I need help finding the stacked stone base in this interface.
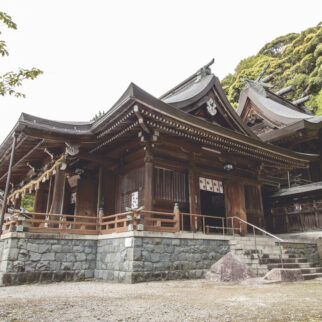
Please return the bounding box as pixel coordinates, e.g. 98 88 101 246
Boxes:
94 233 229 283
0 231 320 285
0 233 97 286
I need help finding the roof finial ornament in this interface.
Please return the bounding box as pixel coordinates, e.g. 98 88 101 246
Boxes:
241 62 274 92
197 58 215 78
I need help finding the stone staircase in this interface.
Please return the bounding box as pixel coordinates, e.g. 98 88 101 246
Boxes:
229 236 322 280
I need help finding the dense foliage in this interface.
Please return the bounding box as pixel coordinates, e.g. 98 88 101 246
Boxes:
0 11 43 98
221 23 322 114
21 195 34 212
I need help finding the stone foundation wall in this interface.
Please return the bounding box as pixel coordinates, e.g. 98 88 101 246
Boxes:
281 242 320 265
1 232 320 286
95 235 229 283
0 234 97 286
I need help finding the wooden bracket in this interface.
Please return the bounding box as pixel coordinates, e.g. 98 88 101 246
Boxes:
134 105 150 134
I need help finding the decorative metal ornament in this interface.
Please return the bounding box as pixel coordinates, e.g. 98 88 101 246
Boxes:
65 142 80 156
223 163 234 171
206 98 217 116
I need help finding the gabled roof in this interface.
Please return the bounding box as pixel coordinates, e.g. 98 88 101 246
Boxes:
0 64 317 189
158 62 258 139
237 85 313 126
237 82 322 144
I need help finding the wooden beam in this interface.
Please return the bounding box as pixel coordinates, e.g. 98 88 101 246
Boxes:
0 139 44 183
75 152 117 168
134 105 150 134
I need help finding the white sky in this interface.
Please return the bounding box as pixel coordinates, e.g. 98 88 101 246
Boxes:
0 0 321 143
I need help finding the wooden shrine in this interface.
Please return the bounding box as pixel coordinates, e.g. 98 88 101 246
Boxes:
237 72 322 233
0 61 315 236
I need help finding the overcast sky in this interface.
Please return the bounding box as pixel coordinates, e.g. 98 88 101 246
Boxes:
0 0 321 143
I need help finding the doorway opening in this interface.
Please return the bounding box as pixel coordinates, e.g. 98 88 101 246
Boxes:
200 190 226 233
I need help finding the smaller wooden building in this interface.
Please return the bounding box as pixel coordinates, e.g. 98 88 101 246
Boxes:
237 79 322 233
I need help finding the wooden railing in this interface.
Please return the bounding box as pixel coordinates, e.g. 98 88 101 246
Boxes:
3 208 238 236
3 211 99 235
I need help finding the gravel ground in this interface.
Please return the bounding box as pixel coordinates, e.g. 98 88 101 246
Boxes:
0 279 322 321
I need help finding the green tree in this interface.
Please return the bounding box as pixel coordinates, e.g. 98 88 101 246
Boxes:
91 110 105 122
0 11 43 98
221 23 322 114
21 195 34 212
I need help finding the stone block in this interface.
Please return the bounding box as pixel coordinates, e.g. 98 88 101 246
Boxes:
26 243 39 253
41 253 55 261
84 247 93 254
73 245 84 253
62 262 73 271
75 253 86 261
30 252 41 262
50 261 61 271
36 261 50 271
61 245 73 253
66 253 76 262
264 269 304 282
52 245 62 252
151 253 160 263
8 248 19 261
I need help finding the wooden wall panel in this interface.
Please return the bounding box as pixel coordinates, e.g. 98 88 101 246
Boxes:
75 175 98 217
118 167 145 212
102 170 116 215
33 182 48 213
224 180 247 235
244 185 264 228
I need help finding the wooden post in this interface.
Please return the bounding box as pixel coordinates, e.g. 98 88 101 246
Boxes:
144 143 153 209
188 167 200 231
97 167 103 215
0 133 17 236
173 203 180 232
144 143 153 228
14 196 21 210
46 176 53 214
34 182 48 213
49 166 66 228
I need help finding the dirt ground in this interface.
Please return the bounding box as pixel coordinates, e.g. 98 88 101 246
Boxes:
0 279 322 321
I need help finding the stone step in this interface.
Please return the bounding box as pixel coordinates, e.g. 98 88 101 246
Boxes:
260 257 308 264
267 262 314 270
300 267 322 274
302 273 322 280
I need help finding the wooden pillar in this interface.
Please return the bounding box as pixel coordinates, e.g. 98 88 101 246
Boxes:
225 180 247 236
188 168 200 231
34 182 48 213
14 197 21 210
45 176 53 213
0 133 17 236
97 167 103 214
144 144 153 211
49 166 66 214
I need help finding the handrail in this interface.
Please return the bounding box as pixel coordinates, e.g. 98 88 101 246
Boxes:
226 216 284 242
227 216 284 271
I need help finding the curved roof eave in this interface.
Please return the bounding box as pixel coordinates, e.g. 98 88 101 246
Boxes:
162 74 215 109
